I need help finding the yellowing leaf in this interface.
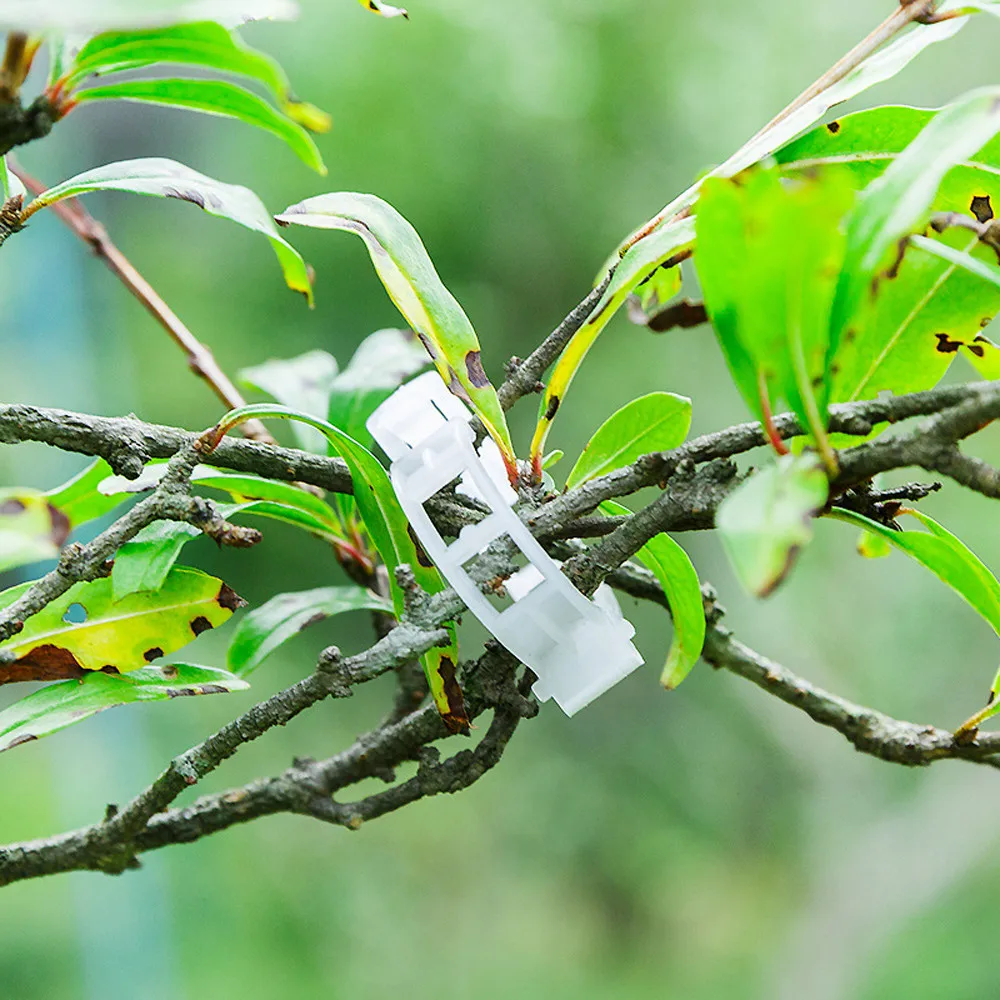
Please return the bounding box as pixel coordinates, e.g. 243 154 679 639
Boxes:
359 0 408 16
530 216 695 467
275 192 515 479
0 489 69 573
0 568 244 683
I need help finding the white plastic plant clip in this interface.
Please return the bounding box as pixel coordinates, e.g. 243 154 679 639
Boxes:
367 372 643 716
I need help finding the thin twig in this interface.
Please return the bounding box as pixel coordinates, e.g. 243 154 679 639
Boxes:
9 161 275 444
620 0 940 252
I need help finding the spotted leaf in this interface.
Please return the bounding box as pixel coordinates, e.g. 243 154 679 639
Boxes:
530 217 695 467
23 158 312 304
359 0 408 16
0 664 248 754
0 567 244 684
777 102 1000 403
0 489 69 574
275 192 515 481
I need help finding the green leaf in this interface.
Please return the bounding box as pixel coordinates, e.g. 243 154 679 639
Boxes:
46 458 128 529
0 567 243 682
716 454 830 598
566 392 692 490
110 495 352 601
74 78 326 174
623 14 969 252
238 330 429 453
112 521 202 600
98 462 347 541
191 472 346 539
531 216 696 464
776 103 1000 402
0 490 68 573
274 192 515 478
857 529 892 559
602 501 705 689
359 0 408 16
24 157 313 304
214 404 467 732
240 350 340 453
696 166 855 467
828 507 1000 638
830 88 1000 381
719 17 970 179
0 664 248 753
227 585 393 676
326 328 429 446
0 1 297 31
62 20 329 135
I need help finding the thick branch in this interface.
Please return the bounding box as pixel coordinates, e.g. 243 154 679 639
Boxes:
0 95 54 157
608 562 1000 768
0 645 525 886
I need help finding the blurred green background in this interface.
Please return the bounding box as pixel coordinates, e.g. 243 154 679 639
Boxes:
3 1 1000 997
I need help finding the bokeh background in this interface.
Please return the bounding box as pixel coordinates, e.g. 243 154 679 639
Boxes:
3 1 1000 997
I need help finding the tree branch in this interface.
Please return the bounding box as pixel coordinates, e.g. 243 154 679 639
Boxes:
9 162 276 444
2 377 999 886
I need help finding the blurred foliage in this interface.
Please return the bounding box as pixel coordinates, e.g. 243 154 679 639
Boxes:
3 0 1000 997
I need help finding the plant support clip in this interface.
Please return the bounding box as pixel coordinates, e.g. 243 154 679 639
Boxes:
367 372 643 716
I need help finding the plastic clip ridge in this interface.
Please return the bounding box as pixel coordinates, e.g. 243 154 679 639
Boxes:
367 372 643 716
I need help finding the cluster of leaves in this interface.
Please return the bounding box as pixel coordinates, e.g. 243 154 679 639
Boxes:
6 0 1000 752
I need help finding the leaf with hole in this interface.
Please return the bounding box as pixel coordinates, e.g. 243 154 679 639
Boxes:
602 501 705 689
0 664 249 753
566 393 692 490
717 454 829 598
227 586 393 676
24 158 312 304
275 193 515 480
73 79 326 173
0 567 244 683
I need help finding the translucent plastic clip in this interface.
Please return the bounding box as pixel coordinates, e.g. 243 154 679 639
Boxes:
367 372 643 716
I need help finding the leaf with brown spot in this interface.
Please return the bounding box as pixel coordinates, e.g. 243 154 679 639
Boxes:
274 193 516 478
24 158 312 304
435 655 469 735
0 488 70 573
0 568 241 683
0 664 249 753
776 100 1000 407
